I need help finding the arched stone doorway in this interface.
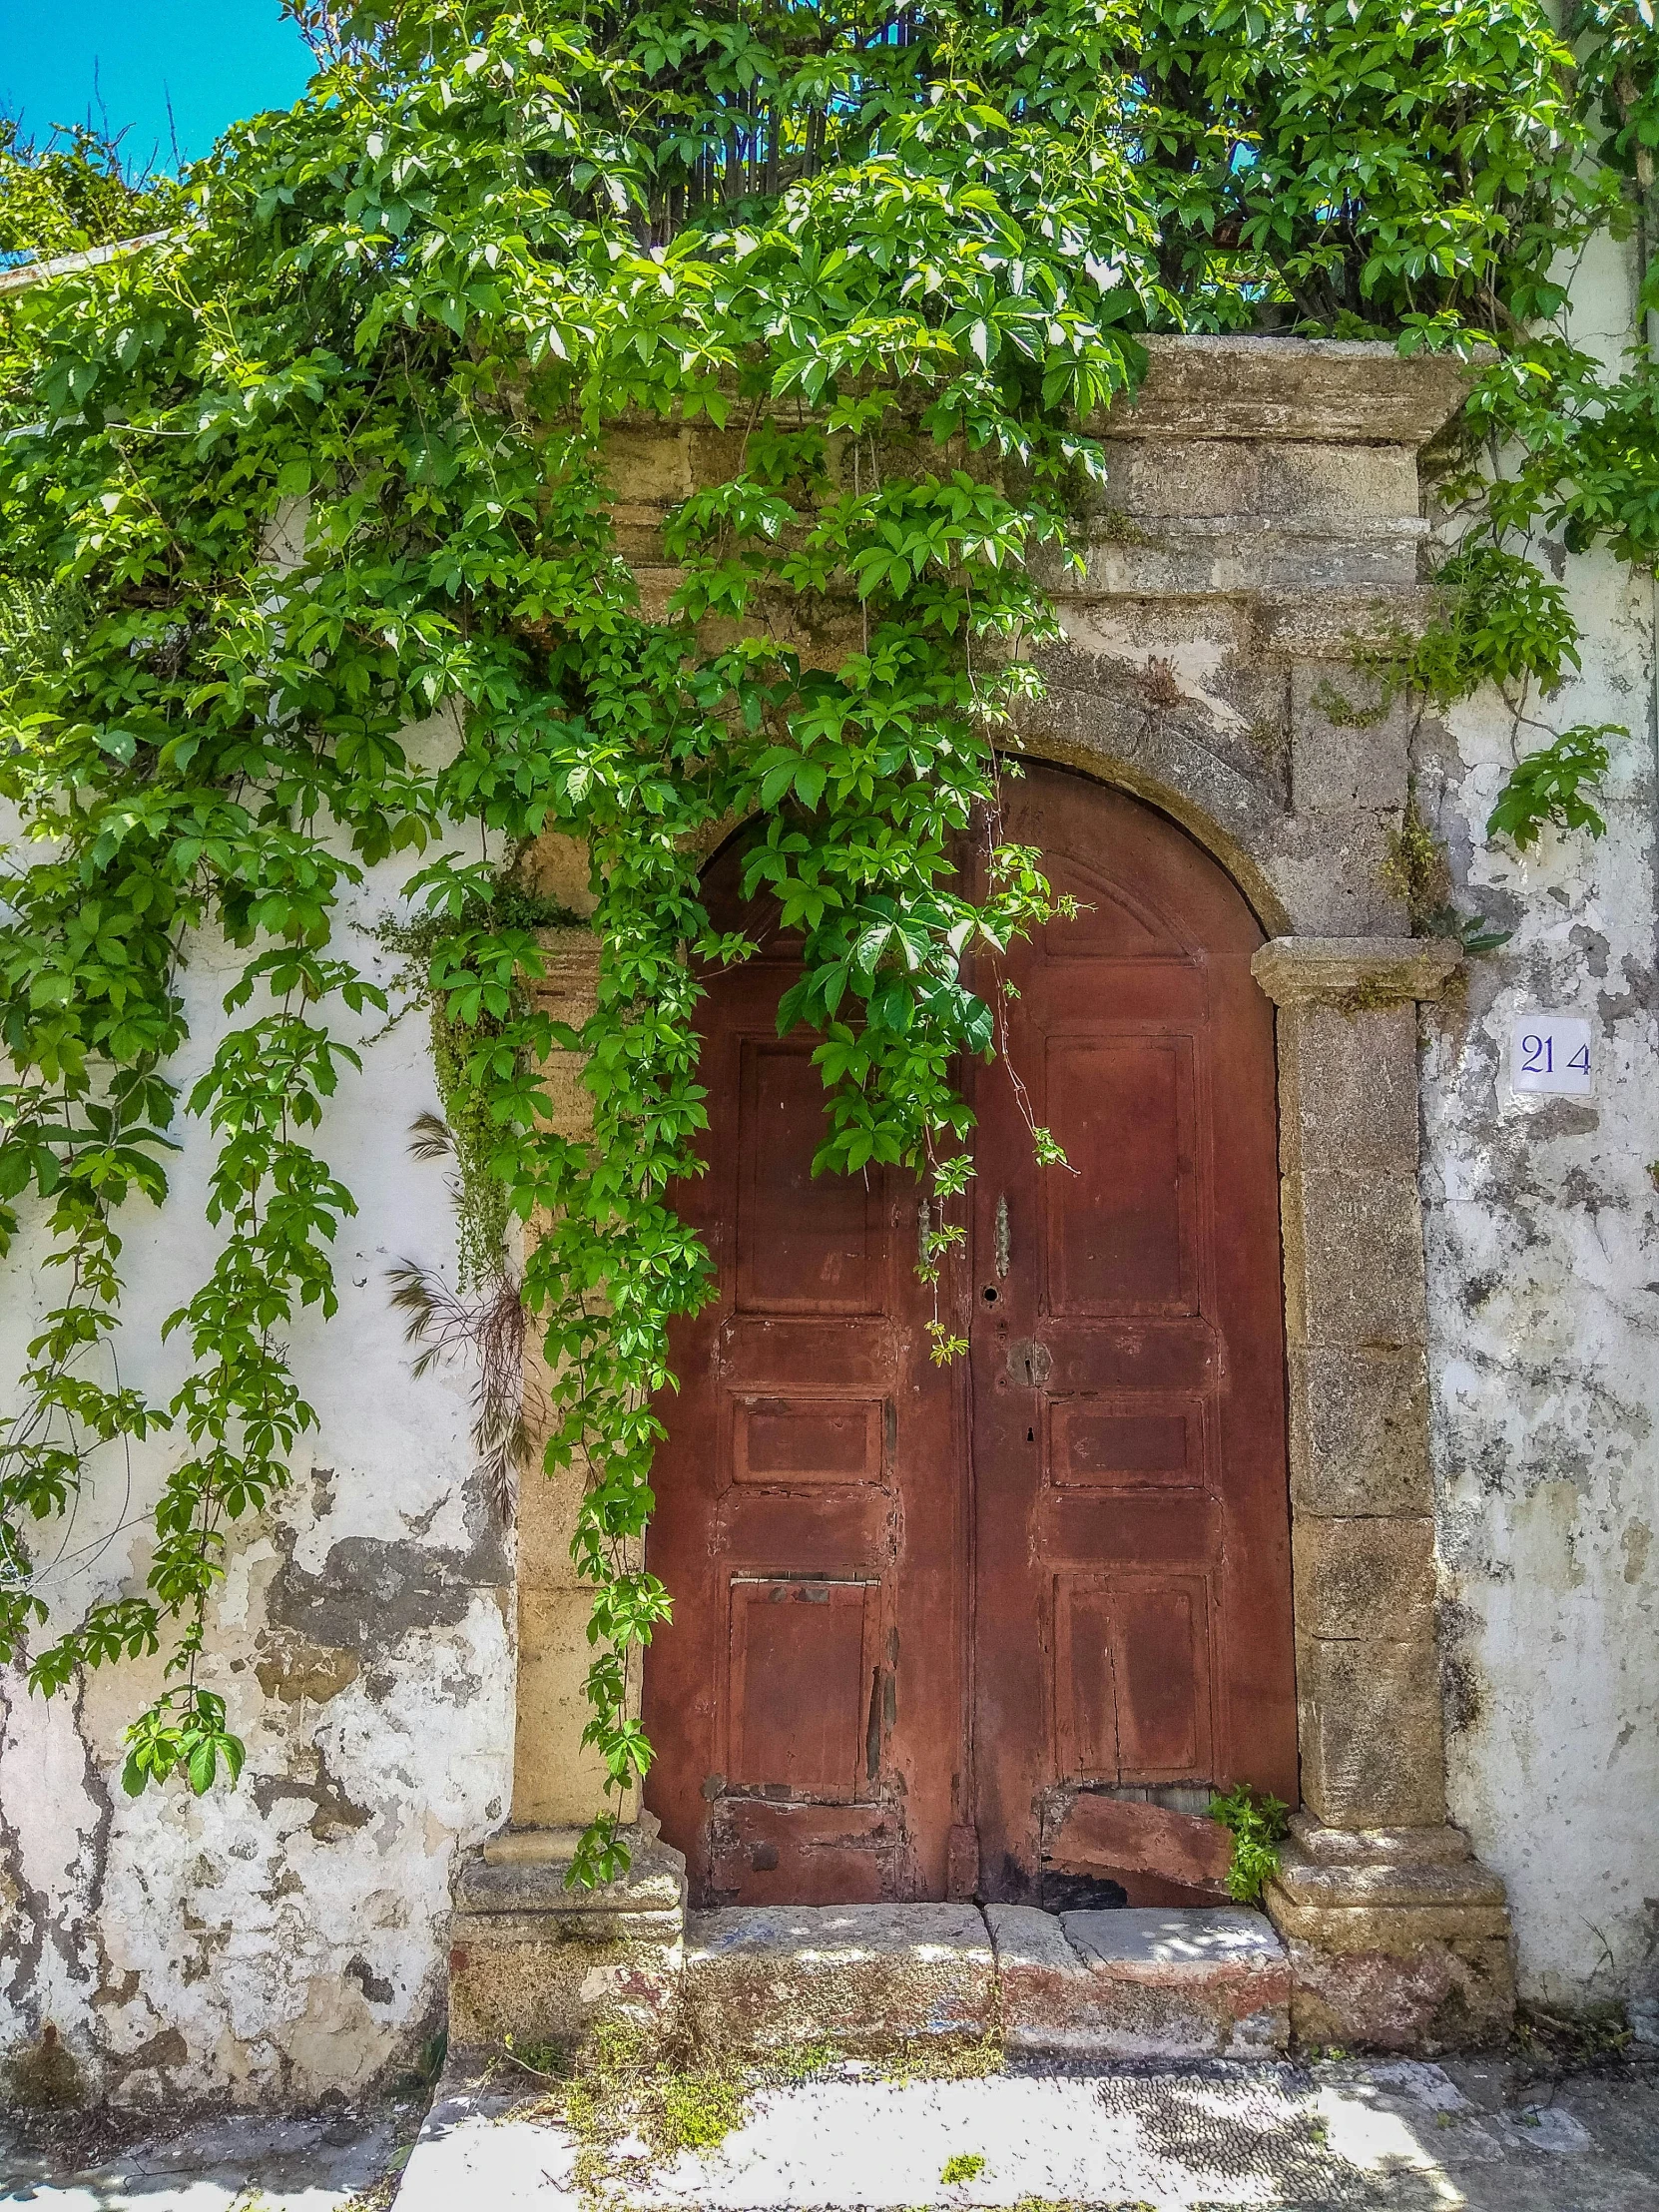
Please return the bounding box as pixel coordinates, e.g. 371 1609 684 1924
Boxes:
454 340 1516 2059
641 764 1298 1908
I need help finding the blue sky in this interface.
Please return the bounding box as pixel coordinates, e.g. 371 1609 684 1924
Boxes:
1 0 314 169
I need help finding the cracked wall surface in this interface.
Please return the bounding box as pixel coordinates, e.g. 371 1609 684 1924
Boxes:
0 722 516 2106
1417 231 1659 2013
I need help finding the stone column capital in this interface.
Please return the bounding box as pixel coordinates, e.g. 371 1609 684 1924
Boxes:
1251 936 1462 1006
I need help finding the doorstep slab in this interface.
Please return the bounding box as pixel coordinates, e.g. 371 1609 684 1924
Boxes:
990 1903 1289 2057
684 1903 994 2054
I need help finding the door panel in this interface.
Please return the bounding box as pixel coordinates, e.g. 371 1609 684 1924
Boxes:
726 1578 880 1797
642 765 1297 1907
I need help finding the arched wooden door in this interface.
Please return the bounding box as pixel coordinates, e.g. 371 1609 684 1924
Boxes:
641 765 1298 1907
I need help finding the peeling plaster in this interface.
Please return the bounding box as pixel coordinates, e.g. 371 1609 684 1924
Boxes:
0 831 515 2107
1420 478 1659 2009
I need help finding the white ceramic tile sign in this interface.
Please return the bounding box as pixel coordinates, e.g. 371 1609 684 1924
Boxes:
1510 1012 1593 1095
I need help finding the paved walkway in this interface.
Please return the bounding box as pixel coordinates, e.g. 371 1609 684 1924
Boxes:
0 2109 405 2210
393 2052 1659 2211
5 2057 1659 2209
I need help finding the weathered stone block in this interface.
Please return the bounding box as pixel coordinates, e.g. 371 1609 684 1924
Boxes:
1287 1813 1474 1865
1281 1169 1428 1352
1272 1853 1507 1924
1096 334 1476 449
1251 937 1463 1006
1290 665 1411 817
512 1587 640 1828
1264 1821 1514 2049
1288 1346 1432 1517
1278 999 1420 1173
1292 1517 1435 1640
1272 813 1409 935
1079 523 1421 599
447 1830 687 2053
601 427 693 504
1092 440 1417 526
1279 1934 1515 2052
989 1903 1289 2057
985 1903 1100 2054
1297 1637 1446 1829
682 1904 993 2054
1060 1909 1290 2057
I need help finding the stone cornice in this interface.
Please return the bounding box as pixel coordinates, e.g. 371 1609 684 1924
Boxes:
1252 935 1463 1005
1097 335 1482 449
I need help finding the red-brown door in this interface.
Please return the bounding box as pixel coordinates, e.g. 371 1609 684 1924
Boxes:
639 835 963 1907
965 768 1298 1904
641 765 1297 1906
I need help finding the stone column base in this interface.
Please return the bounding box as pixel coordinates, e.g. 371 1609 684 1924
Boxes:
1264 1817 1514 2051
447 1816 687 2055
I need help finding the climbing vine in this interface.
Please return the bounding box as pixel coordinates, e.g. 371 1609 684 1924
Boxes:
0 0 1656 1885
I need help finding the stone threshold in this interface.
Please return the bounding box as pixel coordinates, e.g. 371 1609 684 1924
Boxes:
688 1900 1290 2060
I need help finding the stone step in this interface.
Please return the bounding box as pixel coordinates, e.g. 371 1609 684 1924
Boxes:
683 1901 1288 2061
684 1903 994 2055
988 1903 1291 2057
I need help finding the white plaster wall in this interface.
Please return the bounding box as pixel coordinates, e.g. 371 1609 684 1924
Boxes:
1421 225 1659 2011
0 716 516 2104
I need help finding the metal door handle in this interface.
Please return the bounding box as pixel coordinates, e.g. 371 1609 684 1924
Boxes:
994 1194 1010 1279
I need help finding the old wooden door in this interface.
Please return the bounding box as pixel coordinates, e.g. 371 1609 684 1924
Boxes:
639 834 963 1907
965 768 1297 1902
642 765 1297 1906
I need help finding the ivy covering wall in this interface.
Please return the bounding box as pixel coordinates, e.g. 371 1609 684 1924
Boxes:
0 0 1654 1883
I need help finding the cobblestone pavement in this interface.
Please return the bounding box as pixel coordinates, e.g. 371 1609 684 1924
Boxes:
6 2057 1659 2210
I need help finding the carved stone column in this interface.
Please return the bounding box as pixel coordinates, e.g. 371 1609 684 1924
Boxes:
1251 937 1514 2049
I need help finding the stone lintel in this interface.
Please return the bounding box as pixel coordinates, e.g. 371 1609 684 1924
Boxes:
1093 335 1480 449
1253 936 1462 1006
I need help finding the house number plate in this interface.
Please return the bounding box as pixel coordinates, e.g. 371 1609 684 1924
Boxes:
1511 1013 1593 1095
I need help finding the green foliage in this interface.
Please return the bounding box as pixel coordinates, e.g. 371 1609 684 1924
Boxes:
1209 1781 1292 1904
119 1684 246 1796
1407 542 1583 706
0 0 1653 1889
379 880 581 1292
0 119 183 267
552 2019 748 2186
1382 796 1511 953
1486 725 1617 849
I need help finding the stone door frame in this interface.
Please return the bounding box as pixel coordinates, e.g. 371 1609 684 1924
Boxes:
474 335 1515 2051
